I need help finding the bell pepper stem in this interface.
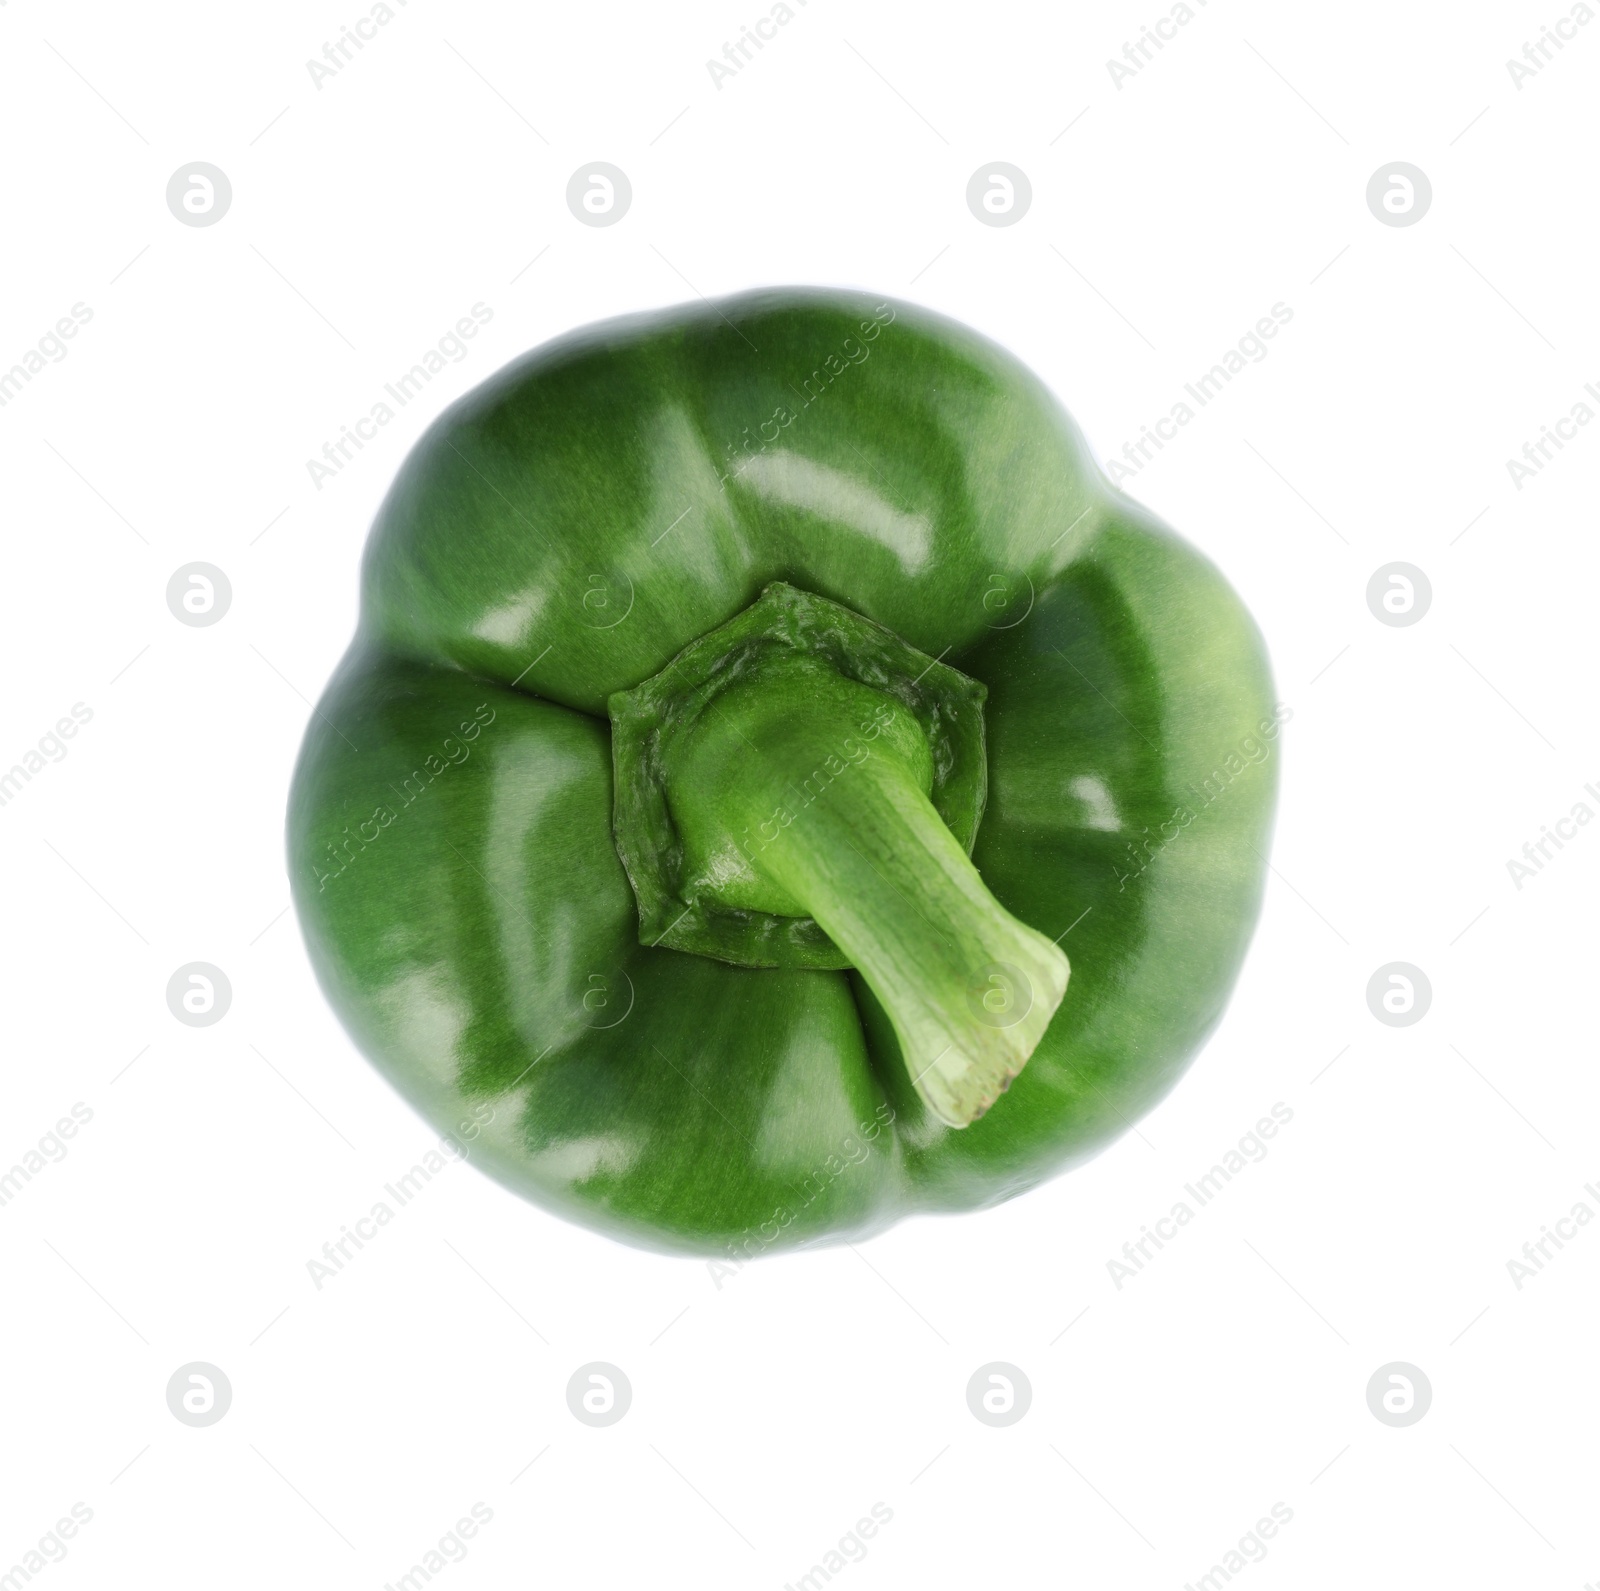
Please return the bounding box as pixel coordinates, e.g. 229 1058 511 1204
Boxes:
666 676 1069 1127
747 754 1068 1127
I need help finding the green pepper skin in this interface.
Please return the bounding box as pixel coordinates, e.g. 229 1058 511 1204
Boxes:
288 289 1278 1255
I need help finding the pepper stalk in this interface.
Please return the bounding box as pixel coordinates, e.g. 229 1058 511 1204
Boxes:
608 583 1069 1128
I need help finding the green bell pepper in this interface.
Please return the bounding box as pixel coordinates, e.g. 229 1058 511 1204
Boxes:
288 288 1278 1257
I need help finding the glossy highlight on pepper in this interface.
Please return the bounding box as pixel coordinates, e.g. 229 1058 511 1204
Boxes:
288 287 1279 1256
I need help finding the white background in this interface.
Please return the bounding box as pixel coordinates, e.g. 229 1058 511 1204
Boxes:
2 0 1597 1586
